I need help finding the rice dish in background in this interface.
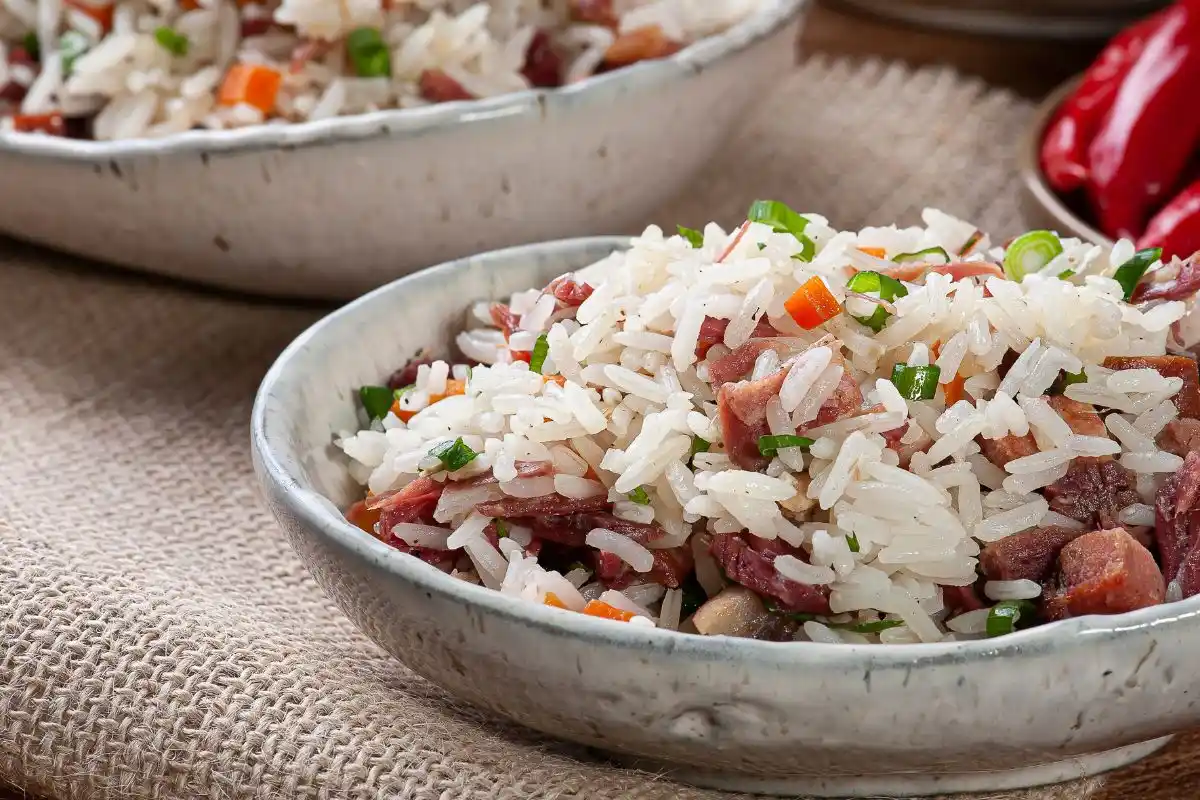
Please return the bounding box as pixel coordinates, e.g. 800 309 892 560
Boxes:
338 200 1200 644
0 0 758 140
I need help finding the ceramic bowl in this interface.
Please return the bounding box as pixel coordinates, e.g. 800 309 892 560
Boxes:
0 0 804 301
251 237 1200 798
830 0 1166 39
1017 76 1114 248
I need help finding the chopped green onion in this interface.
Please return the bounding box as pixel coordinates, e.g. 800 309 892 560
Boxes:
154 26 189 56
688 436 710 465
835 618 902 634
985 600 1037 637
677 225 704 248
627 486 651 505
680 577 707 619
1050 369 1087 395
846 532 860 553
495 520 509 538
359 385 394 421
393 384 415 402
958 229 984 257
1113 247 1163 301
757 242 767 251
428 437 479 472
893 246 951 264
529 333 550 374
567 560 589 573
890 363 941 401
1003 231 1063 281
845 270 909 332
763 599 819 622
346 26 391 78
22 32 39 61
59 30 89 76
1058 269 1075 279
757 434 814 458
748 199 816 262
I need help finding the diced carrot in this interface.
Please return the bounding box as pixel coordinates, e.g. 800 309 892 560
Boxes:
784 276 842 330
544 374 567 387
544 592 568 609
429 378 466 404
581 600 637 622
217 63 282 114
65 0 114 33
389 399 417 424
602 25 682 68
11 113 65 136
857 247 887 258
345 499 383 538
944 372 967 406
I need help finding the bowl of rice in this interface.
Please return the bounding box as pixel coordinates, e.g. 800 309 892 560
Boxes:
253 203 1200 795
0 0 803 299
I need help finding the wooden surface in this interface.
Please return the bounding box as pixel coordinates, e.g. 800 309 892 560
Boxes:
2 4 1192 800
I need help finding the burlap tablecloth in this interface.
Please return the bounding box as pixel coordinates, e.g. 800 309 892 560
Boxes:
2 57 1197 800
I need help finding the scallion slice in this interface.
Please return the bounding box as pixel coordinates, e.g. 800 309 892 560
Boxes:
428 437 479 472
529 333 550 374
393 383 415 401
1003 231 1063 281
154 26 189 56
893 246 950 264
845 270 909 332
677 225 704 248
836 618 901 634
495 520 509 538
846 532 861 553
985 599 1037 637
748 199 816 262
890 363 941 401
627 486 651 505
763 599 819 622
22 32 39 61
688 436 710 464
958 229 984 257
346 26 391 78
757 434 814 458
359 385 394 421
1049 369 1086 395
59 30 89 76
1113 247 1163 301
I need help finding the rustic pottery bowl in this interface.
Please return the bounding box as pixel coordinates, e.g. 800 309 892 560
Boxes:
832 0 1167 39
0 0 804 301
251 237 1200 798
1018 75 1115 248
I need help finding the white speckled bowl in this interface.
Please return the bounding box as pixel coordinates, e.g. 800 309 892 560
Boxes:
0 0 804 301
251 238 1200 797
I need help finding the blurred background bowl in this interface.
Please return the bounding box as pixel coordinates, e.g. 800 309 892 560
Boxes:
827 0 1168 38
1017 75 1114 245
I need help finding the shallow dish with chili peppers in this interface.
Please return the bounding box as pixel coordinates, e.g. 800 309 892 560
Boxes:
0 0 805 299
255 201 1200 796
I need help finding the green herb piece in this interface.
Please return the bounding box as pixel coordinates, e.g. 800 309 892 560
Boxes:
679 577 707 619
495 520 509 538
890 363 941 401
1058 269 1075 279
393 383 415 401
985 599 1037 637
757 242 767 251
845 270 909 332
958 229 984 257
346 26 391 77
893 246 951 264
1113 247 1163 301
154 26 189 56
627 486 651 505
529 333 550 374
567 560 589 573
1003 230 1063 281
428 437 479 472
836 618 902 634
748 199 816 262
846 532 860 553
763 599 820 623
59 30 89 76
22 32 39 61
688 436 710 465
1049 368 1087 395
677 225 704 248
757 434 814 458
359 385 395 421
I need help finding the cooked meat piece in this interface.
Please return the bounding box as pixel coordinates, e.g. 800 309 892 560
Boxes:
388 540 459 571
1043 458 1140 528
696 315 779 358
1103 355 1200 419
1158 418 1200 457
475 493 610 518
603 25 683 69
547 274 594 307
369 477 444 528
709 533 830 613
942 584 986 613
808 369 866 427
386 356 433 390
489 303 519 340
708 339 798 386
522 29 562 88
451 461 554 488
1046 395 1109 440
418 69 474 102
595 545 693 589
979 526 1085 582
1042 528 1165 620
889 420 933 467
978 433 1039 468
716 366 788 471
1154 451 1200 595
1131 254 1200 304
514 510 666 549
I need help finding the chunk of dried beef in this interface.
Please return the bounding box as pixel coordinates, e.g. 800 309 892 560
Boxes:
1042 528 1165 620
979 526 1085 583
386 356 433 390
1159 418 1200 458
1042 458 1140 529
709 533 830 614
522 29 562 88
1045 395 1108 440
368 477 444 529
1154 451 1200 596
419 69 474 102
475 493 610 518
1102 355 1200 420
547 274 594 307
595 546 694 589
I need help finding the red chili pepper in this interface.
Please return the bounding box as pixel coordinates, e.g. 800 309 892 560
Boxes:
1138 178 1200 261
1040 9 1168 193
11 112 65 136
1086 1 1200 240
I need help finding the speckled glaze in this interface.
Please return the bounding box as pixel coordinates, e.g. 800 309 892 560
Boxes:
0 0 803 301
251 239 1200 797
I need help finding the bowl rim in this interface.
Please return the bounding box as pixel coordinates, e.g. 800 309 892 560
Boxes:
251 235 1200 669
1019 74 1113 248
1 0 805 162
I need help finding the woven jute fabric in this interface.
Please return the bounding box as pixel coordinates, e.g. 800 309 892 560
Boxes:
0 57 1193 800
